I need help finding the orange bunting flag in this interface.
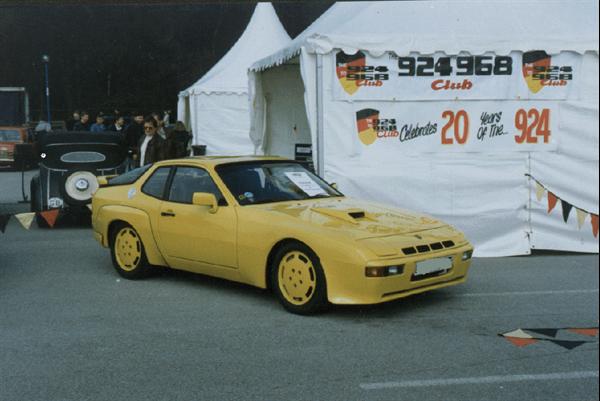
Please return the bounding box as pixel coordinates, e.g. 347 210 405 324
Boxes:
591 214 599 238
567 328 598 337
547 192 558 213
39 209 59 228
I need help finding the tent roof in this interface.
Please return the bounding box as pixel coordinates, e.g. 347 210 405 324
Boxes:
181 2 291 96
251 0 599 71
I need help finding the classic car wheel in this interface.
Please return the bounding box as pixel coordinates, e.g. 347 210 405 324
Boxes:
271 243 328 315
110 223 151 279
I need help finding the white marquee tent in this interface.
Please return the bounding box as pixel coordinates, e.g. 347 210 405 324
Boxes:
249 0 599 257
177 2 290 155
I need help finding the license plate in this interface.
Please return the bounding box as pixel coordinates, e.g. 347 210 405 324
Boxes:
415 257 453 276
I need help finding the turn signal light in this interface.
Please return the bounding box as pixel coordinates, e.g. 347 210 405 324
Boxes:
365 265 404 277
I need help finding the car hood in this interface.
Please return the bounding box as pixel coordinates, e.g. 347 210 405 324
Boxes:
254 197 448 239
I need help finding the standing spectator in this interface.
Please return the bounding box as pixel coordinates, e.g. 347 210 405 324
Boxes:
165 121 191 159
152 111 166 138
73 111 91 131
108 115 126 133
163 109 172 127
90 113 106 132
137 116 165 167
66 110 80 131
125 111 144 170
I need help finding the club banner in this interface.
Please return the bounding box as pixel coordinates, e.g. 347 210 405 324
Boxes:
334 51 581 101
353 101 558 153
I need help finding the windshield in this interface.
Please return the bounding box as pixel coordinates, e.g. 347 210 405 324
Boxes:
108 164 152 185
217 161 343 206
0 130 22 142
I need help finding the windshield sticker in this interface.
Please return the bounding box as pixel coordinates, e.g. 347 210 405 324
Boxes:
284 172 327 197
128 188 136 199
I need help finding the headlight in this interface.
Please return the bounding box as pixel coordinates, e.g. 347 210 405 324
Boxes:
365 265 404 277
462 250 473 261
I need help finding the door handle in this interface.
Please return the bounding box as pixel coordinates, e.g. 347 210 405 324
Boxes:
161 211 176 217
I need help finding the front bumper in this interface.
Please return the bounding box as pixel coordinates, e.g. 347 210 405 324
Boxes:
326 242 473 305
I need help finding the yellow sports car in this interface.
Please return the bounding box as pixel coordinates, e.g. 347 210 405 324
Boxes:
91 156 473 314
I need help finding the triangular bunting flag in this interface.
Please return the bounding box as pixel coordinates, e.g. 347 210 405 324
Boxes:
526 328 559 338
591 214 598 238
550 340 587 350
547 192 558 213
14 212 35 230
567 328 598 337
0 214 10 233
535 182 545 201
500 329 538 347
576 208 587 229
39 209 59 228
501 329 533 339
504 336 539 348
561 201 573 223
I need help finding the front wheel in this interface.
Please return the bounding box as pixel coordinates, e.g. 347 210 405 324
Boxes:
110 222 152 279
271 242 328 315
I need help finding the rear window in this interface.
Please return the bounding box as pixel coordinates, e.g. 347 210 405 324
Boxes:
108 164 152 186
0 130 21 142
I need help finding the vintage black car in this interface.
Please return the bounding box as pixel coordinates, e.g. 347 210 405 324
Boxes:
30 131 127 226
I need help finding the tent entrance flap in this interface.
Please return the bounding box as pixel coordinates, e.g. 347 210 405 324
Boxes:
262 64 312 162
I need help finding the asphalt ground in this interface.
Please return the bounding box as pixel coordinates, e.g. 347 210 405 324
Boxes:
1 170 599 401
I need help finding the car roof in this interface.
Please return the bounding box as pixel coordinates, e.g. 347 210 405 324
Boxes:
154 155 291 167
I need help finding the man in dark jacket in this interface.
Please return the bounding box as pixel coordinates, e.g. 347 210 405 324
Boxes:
73 112 91 131
136 116 165 167
125 112 144 170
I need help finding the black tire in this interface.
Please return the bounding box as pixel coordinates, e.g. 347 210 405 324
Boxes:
109 222 152 279
30 176 49 228
270 241 328 315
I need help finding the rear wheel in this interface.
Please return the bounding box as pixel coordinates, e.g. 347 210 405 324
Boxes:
110 222 152 279
271 242 328 315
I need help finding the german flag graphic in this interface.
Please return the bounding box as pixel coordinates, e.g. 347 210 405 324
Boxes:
336 51 366 96
356 108 379 146
522 51 551 94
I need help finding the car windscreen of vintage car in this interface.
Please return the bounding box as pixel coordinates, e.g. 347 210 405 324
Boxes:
0 129 21 142
217 162 343 205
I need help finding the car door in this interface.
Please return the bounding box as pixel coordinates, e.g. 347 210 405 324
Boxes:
156 166 237 269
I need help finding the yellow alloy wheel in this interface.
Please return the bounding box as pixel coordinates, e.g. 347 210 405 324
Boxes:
114 227 142 272
277 251 317 306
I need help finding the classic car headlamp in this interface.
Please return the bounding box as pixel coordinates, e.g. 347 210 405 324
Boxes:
365 265 404 278
462 250 473 261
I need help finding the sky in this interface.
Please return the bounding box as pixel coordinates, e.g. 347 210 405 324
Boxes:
0 1 333 121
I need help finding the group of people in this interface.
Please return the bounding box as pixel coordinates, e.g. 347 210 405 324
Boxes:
67 110 191 169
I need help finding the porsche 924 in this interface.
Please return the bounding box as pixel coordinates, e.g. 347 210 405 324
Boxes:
91 156 473 314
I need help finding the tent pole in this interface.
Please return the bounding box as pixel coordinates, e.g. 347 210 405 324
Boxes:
316 53 325 177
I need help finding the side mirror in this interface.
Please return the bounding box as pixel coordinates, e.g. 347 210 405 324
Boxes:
330 182 338 190
192 192 218 213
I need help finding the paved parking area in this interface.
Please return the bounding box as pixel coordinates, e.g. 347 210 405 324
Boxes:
0 170 598 401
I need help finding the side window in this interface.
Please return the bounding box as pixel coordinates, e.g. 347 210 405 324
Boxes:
141 167 171 199
168 167 225 205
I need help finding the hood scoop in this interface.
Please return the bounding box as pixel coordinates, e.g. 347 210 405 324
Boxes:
311 207 374 225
